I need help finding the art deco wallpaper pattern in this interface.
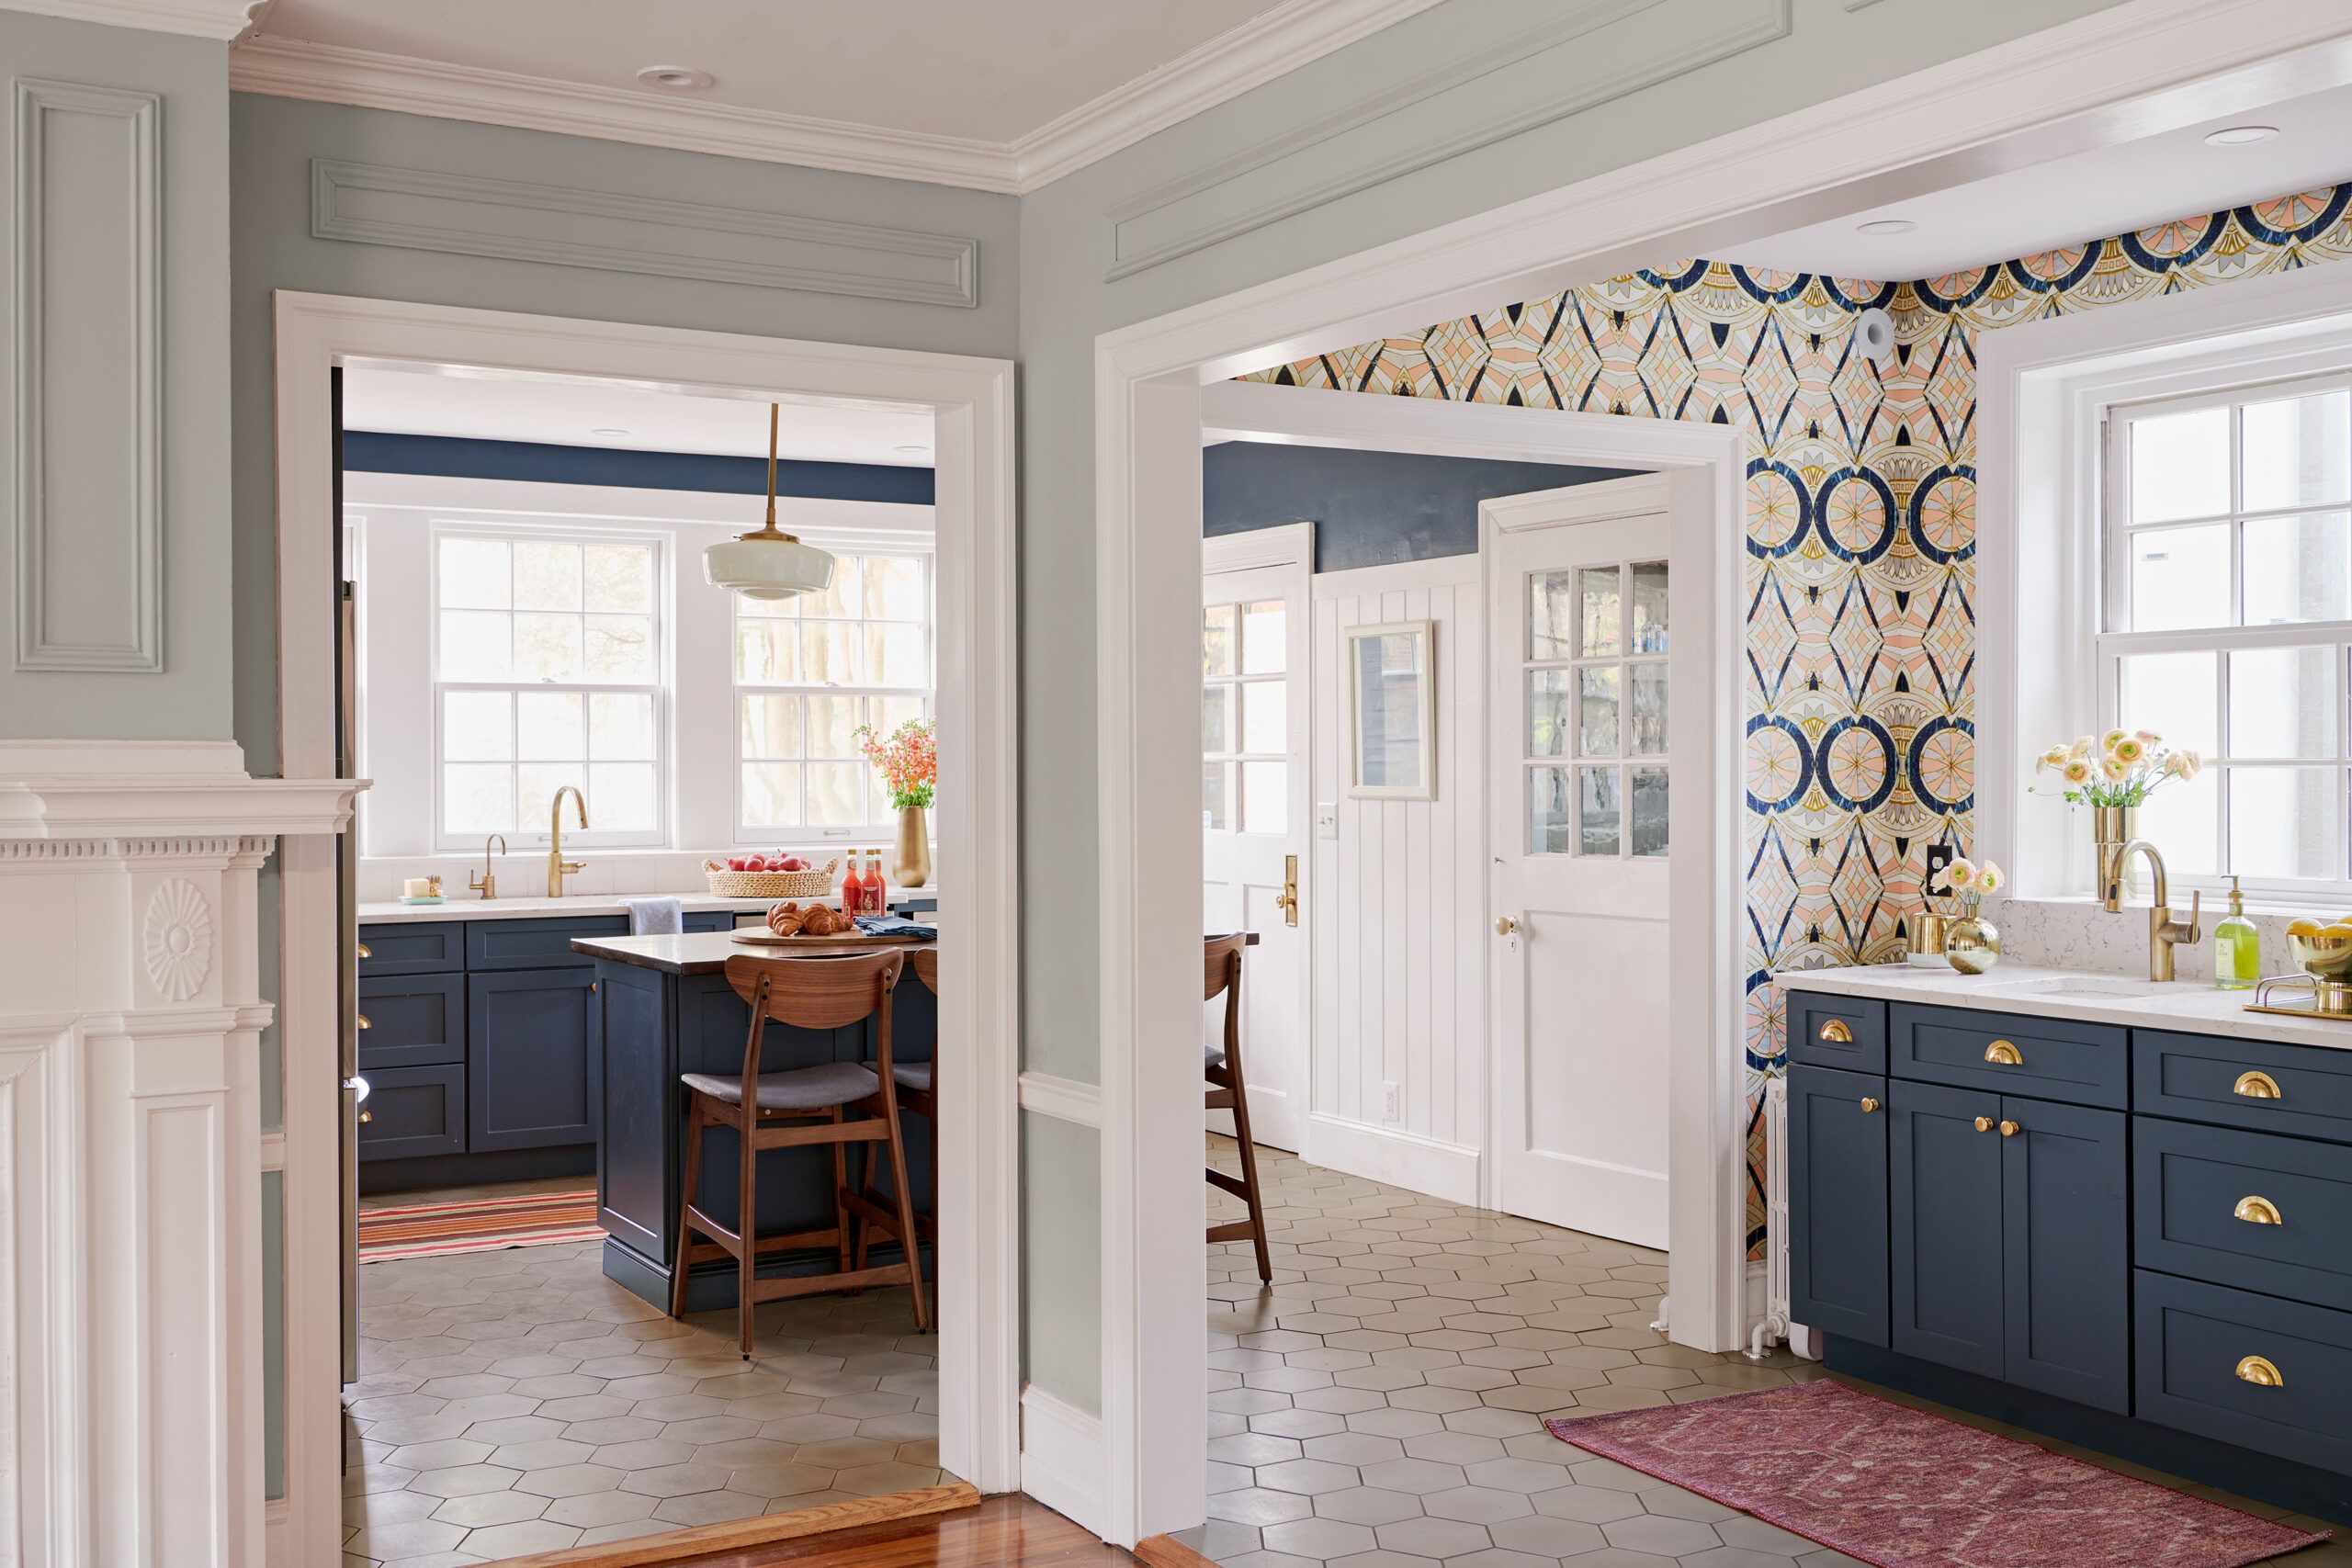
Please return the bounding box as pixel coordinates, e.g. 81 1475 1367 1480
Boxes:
1239 184 2352 1248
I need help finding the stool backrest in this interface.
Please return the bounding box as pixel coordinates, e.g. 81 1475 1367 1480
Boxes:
1204 933 1246 1002
909 946 939 994
725 950 905 1029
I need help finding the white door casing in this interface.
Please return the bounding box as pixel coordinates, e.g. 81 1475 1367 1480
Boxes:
1202 525 1313 1152
1487 477 1685 1250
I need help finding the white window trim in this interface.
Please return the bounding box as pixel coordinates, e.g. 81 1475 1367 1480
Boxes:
1979 262 2352 906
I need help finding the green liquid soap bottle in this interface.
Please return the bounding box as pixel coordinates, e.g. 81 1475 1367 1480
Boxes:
2214 874 2259 991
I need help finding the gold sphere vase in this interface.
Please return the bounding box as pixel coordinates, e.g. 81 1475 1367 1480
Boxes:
1946 913 2001 975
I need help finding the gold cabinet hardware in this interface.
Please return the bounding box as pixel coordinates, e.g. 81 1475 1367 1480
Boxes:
355 940 372 959
356 1108 371 1123
2234 1196 2284 1226
2233 1070 2282 1100
1819 1019 1854 1043
1974 1115 1995 1133
1860 1097 1881 1113
1984 1040 2024 1066
356 1013 370 1030
2235 1355 2283 1388
1274 853 1299 927
1999 1120 2020 1137
1494 915 1520 936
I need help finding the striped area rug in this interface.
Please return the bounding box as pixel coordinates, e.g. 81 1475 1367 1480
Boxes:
356 1188 604 1263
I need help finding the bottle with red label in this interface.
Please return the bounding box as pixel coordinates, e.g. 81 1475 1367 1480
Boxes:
861 849 888 916
839 852 861 913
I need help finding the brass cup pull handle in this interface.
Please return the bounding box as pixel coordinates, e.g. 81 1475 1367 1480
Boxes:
1819 1019 1855 1043
2235 1196 2284 1226
1999 1120 2020 1137
2233 1070 2283 1100
356 940 372 959
2235 1355 2284 1388
1984 1041 2024 1066
1860 1097 1881 1113
356 1013 371 1030
1974 1115 1995 1133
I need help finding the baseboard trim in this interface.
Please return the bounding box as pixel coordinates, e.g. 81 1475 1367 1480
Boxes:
481 1482 980 1568
1303 1112 1479 1205
1019 1384 1108 1534
1134 1533 1222 1567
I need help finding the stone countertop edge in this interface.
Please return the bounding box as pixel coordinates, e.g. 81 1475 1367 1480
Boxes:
356 888 938 923
1774 960 2352 1053
569 929 936 976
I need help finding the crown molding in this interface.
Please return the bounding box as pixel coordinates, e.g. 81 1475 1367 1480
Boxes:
0 0 264 40
226 0 1442 196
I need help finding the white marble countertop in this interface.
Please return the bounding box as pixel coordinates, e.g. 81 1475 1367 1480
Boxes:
1774 959 2352 1053
359 893 787 924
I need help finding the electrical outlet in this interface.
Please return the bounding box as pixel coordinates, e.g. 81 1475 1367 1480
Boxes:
1924 843 1957 896
1316 802 1338 840
1382 1081 1400 1122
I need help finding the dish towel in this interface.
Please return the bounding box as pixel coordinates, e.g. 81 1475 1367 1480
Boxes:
627 897 684 936
853 915 937 940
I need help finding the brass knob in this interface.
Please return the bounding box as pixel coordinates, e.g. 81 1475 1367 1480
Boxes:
2235 1355 2283 1388
356 1109 372 1124
1984 1041 2024 1066
1494 916 1520 936
1860 1097 1881 1113
1974 1115 1994 1133
1819 1019 1855 1043
1274 889 1298 915
1999 1120 2020 1137
356 940 372 959
2234 1196 2283 1226
2233 1070 2282 1100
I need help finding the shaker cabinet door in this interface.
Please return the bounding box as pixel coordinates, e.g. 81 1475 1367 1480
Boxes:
1788 1064 1890 1347
1891 1077 2006 1380
467 968 599 1152
2001 1095 2130 1413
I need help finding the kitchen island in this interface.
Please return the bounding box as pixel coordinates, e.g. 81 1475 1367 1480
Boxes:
572 928 938 1312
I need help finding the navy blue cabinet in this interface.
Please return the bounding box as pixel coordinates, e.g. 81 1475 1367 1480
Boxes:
467 967 600 1152
358 1066 466 1160
2002 1096 2129 1413
357 973 466 1074
1890 1078 2006 1380
1787 1064 1889 1346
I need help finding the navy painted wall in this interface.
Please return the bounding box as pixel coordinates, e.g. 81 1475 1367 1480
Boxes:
345 431 936 505
1203 439 1632 573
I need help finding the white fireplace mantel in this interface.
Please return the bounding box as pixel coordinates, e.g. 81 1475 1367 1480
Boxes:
0 739 356 1568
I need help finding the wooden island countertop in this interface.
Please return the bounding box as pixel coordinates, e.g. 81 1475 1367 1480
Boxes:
569 927 936 976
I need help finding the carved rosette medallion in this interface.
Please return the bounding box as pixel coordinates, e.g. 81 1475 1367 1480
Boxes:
141 878 215 1002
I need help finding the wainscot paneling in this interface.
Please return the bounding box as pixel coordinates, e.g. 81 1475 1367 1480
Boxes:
309 157 981 308
1104 0 1790 279
1309 556 1487 1175
10 77 163 673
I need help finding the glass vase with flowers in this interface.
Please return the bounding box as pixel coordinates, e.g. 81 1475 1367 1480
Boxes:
2030 728 2202 906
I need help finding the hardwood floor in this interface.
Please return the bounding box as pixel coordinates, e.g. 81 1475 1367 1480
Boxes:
634 1493 1170 1566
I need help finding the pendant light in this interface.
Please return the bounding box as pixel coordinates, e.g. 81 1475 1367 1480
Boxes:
703 403 835 602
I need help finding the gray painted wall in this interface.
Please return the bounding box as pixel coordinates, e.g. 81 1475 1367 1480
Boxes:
0 13 232 739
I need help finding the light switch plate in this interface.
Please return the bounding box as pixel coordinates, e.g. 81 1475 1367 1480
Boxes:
1316 802 1338 839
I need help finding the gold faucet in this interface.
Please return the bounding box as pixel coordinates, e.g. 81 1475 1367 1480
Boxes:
469 833 506 900
2107 838 2201 982
548 787 587 897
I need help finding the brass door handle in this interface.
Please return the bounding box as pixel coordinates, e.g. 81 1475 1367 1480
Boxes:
1819 1019 1854 1043
1974 1115 1994 1133
2235 1355 2283 1388
1275 853 1299 928
1999 1120 2020 1137
356 940 372 959
1860 1097 1880 1113
1495 916 1520 936
1984 1041 2024 1066
2233 1070 2282 1100
2235 1196 2283 1225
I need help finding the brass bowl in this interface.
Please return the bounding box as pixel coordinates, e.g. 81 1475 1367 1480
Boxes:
2286 921 2352 1009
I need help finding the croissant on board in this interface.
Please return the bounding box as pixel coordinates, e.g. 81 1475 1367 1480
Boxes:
765 900 855 937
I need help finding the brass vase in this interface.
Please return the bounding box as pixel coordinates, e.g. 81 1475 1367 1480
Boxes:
893 803 931 888
2094 803 2139 911
1947 912 2002 974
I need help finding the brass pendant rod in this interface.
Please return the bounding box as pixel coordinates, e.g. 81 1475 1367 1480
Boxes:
738 400 798 544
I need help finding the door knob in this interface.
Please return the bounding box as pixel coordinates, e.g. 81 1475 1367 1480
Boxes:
1860 1097 1880 1113
1999 1120 2020 1137
1495 915 1520 935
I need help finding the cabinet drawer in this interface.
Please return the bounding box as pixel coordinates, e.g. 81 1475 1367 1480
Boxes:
466 916 626 970
2136 1271 2352 1476
1787 992 1886 1075
1891 1003 2127 1109
357 921 462 976
2135 1030 2352 1145
356 1066 466 1162
2136 1118 2352 1314
356 974 465 1071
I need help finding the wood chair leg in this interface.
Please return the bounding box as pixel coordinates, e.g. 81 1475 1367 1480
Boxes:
737 1111 759 1359
852 1138 874 1278
882 1108 930 1332
672 1101 704 1320
1227 1081 1275 1285
829 1108 858 1292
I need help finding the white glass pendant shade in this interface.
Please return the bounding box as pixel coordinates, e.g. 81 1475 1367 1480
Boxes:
702 401 836 601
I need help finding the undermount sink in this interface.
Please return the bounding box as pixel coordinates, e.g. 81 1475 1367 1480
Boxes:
1979 976 2162 999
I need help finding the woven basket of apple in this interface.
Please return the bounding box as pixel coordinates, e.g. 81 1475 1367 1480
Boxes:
703 852 836 898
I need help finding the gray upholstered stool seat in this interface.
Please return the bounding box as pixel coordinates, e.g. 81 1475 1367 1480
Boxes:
1204 1043 1227 1069
891 1062 933 1093
681 1061 877 1110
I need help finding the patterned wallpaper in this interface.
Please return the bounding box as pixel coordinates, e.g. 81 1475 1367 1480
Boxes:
1238 184 2352 1250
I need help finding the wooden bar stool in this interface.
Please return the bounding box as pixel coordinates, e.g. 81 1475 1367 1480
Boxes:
1204 932 1273 1283
854 947 937 1289
673 950 929 1356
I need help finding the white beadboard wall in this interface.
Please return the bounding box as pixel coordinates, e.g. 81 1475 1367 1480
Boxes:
1309 553 1487 1200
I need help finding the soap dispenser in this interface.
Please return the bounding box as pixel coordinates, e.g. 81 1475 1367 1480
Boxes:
2213 875 2259 990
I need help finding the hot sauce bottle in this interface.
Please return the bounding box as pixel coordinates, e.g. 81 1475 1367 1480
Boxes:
861 849 888 916
839 852 861 913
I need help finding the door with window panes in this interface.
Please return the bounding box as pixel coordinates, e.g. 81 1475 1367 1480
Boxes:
1489 477 1673 1247
1203 557 1309 1153
2107 379 2352 896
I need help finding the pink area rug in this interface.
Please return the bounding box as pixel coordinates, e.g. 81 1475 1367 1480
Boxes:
1544 1379 2328 1568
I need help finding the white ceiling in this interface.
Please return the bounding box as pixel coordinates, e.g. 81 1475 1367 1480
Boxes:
1733 84 2352 282
340 365 937 466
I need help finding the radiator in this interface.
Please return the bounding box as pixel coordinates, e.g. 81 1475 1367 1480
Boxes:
1746 1076 1792 1360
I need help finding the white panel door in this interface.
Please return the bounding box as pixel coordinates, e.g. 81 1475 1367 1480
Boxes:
1204 535 1311 1153
1489 477 1678 1247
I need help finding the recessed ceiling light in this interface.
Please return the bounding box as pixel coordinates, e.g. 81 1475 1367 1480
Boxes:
2204 124 2279 147
590 427 630 438
636 65 714 91
1856 219 1917 236
893 444 931 455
